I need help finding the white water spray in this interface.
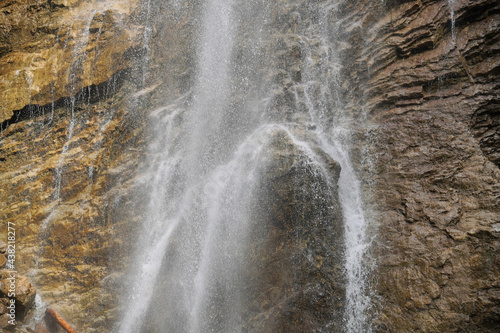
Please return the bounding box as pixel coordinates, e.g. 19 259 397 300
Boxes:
294 4 373 331
120 1 372 332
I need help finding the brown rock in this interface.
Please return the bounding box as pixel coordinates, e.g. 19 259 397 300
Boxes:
0 77 149 331
0 256 6 269
0 272 36 320
244 130 344 332
0 0 194 330
335 0 500 331
0 314 14 330
12 276 36 311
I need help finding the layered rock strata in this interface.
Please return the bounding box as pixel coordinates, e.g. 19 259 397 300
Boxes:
0 83 149 331
335 0 500 331
0 0 196 331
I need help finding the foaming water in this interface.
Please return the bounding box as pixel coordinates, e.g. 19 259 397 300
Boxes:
120 121 300 332
320 132 373 333
119 0 244 331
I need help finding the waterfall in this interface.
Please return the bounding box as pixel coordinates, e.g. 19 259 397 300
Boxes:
119 0 244 331
448 0 456 44
119 0 372 332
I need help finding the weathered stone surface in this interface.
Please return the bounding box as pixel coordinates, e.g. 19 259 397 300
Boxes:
0 313 14 331
0 84 150 331
244 129 344 332
0 271 36 319
0 0 197 331
334 0 500 331
0 302 7 316
0 0 143 123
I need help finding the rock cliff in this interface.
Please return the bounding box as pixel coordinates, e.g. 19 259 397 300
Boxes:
335 0 500 331
0 0 150 331
0 0 498 332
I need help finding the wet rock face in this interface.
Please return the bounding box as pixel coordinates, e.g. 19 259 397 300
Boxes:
137 126 344 333
0 0 197 331
244 130 344 332
0 83 150 331
335 0 500 331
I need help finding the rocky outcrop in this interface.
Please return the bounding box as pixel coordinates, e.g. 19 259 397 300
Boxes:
0 0 144 123
0 84 149 331
335 0 500 331
245 129 344 332
0 270 37 320
0 240 37 331
0 0 199 331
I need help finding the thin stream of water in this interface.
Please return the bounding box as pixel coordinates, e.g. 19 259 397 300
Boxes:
30 1 137 323
448 0 456 44
293 3 373 331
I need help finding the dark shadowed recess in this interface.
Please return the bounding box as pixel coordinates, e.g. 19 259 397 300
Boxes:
0 69 130 132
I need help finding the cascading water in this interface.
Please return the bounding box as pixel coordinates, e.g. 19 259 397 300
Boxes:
293 4 373 331
448 0 457 44
120 0 372 332
119 0 243 331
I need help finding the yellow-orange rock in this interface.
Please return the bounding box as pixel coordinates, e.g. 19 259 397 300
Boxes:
0 0 143 123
